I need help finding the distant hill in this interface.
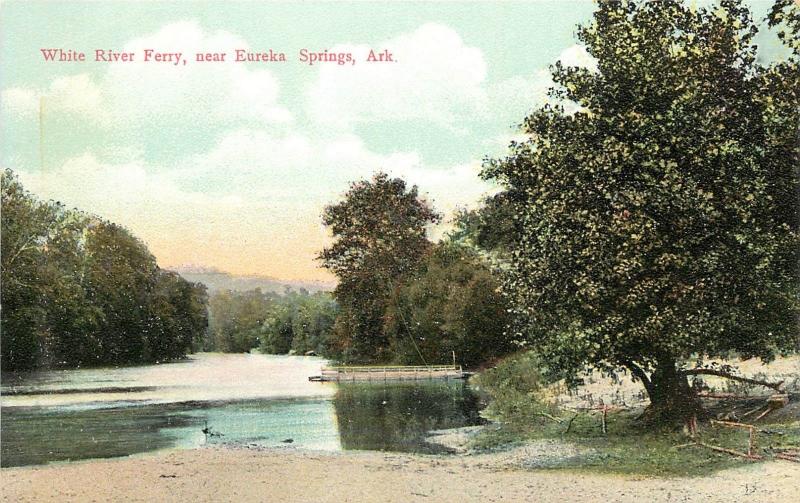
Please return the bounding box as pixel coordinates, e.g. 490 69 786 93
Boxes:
169 266 334 295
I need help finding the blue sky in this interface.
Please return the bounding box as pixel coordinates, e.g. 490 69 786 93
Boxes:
0 1 788 280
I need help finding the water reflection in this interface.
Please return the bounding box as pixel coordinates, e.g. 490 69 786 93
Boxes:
333 382 485 454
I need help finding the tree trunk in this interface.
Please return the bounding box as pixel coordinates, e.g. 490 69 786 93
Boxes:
642 357 703 424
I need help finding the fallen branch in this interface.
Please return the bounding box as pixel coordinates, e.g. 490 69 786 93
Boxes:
538 412 563 423
696 441 762 460
710 419 754 429
563 412 580 435
741 404 768 419
776 453 800 463
681 369 784 392
697 392 753 399
753 407 774 423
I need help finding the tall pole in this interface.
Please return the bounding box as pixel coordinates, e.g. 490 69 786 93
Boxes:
39 97 44 171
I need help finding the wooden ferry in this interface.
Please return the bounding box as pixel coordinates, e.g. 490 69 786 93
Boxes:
308 365 470 382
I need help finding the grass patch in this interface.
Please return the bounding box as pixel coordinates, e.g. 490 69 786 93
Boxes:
470 352 800 477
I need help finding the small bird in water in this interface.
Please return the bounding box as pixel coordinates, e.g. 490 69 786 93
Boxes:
281 438 294 443
202 421 223 439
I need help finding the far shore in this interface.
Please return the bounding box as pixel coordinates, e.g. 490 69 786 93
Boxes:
2 443 798 502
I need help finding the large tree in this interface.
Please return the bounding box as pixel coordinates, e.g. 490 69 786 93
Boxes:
483 0 799 421
319 173 441 362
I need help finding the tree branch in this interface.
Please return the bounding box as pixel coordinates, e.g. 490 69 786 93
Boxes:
681 368 784 392
624 361 653 394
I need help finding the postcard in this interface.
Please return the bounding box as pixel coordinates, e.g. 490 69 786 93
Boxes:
1 1 798 501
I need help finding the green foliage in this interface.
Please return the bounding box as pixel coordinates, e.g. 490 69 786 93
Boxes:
769 0 800 57
205 287 338 356
261 290 338 357
261 290 338 356
319 172 441 362
449 193 516 255
481 0 800 415
1 169 208 370
385 242 514 368
288 291 338 355
472 351 558 427
208 289 276 353
259 300 294 354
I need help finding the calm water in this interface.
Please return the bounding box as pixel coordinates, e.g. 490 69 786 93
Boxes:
0 353 484 467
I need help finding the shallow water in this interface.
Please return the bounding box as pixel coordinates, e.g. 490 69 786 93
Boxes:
0 353 483 467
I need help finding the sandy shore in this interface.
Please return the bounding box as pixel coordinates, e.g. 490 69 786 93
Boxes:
2 445 798 502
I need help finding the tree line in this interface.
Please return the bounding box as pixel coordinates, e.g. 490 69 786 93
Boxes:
205 287 337 356
1 169 208 371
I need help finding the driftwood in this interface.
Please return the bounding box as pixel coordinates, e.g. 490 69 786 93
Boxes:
674 441 762 460
767 394 789 409
562 405 624 435
682 368 784 392
696 441 763 460
741 404 768 419
775 449 800 463
753 407 774 422
740 394 789 423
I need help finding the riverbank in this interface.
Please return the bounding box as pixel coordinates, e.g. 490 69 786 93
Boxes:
2 444 798 502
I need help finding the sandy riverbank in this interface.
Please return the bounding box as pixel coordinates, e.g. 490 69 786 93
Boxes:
2 445 798 502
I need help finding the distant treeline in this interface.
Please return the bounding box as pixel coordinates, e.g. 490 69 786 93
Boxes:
1 169 208 371
205 288 337 356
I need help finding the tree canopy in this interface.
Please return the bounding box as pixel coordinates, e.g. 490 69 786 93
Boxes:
482 0 799 419
319 172 441 362
1 169 208 370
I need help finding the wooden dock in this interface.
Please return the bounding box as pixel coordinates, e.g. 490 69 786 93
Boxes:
308 365 470 382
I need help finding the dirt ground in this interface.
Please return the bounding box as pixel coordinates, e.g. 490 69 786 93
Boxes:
2 445 799 503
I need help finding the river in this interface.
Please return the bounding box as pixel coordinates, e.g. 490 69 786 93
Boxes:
0 353 484 467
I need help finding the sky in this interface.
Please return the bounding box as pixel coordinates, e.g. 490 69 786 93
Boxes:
0 1 788 282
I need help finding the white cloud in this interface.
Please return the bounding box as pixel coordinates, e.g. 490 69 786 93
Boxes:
2 74 104 119
3 21 291 127
1 87 38 117
104 21 290 126
557 44 598 72
307 23 488 129
172 128 492 213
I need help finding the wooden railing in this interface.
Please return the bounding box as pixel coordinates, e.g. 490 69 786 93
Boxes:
322 365 461 373
314 364 465 381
